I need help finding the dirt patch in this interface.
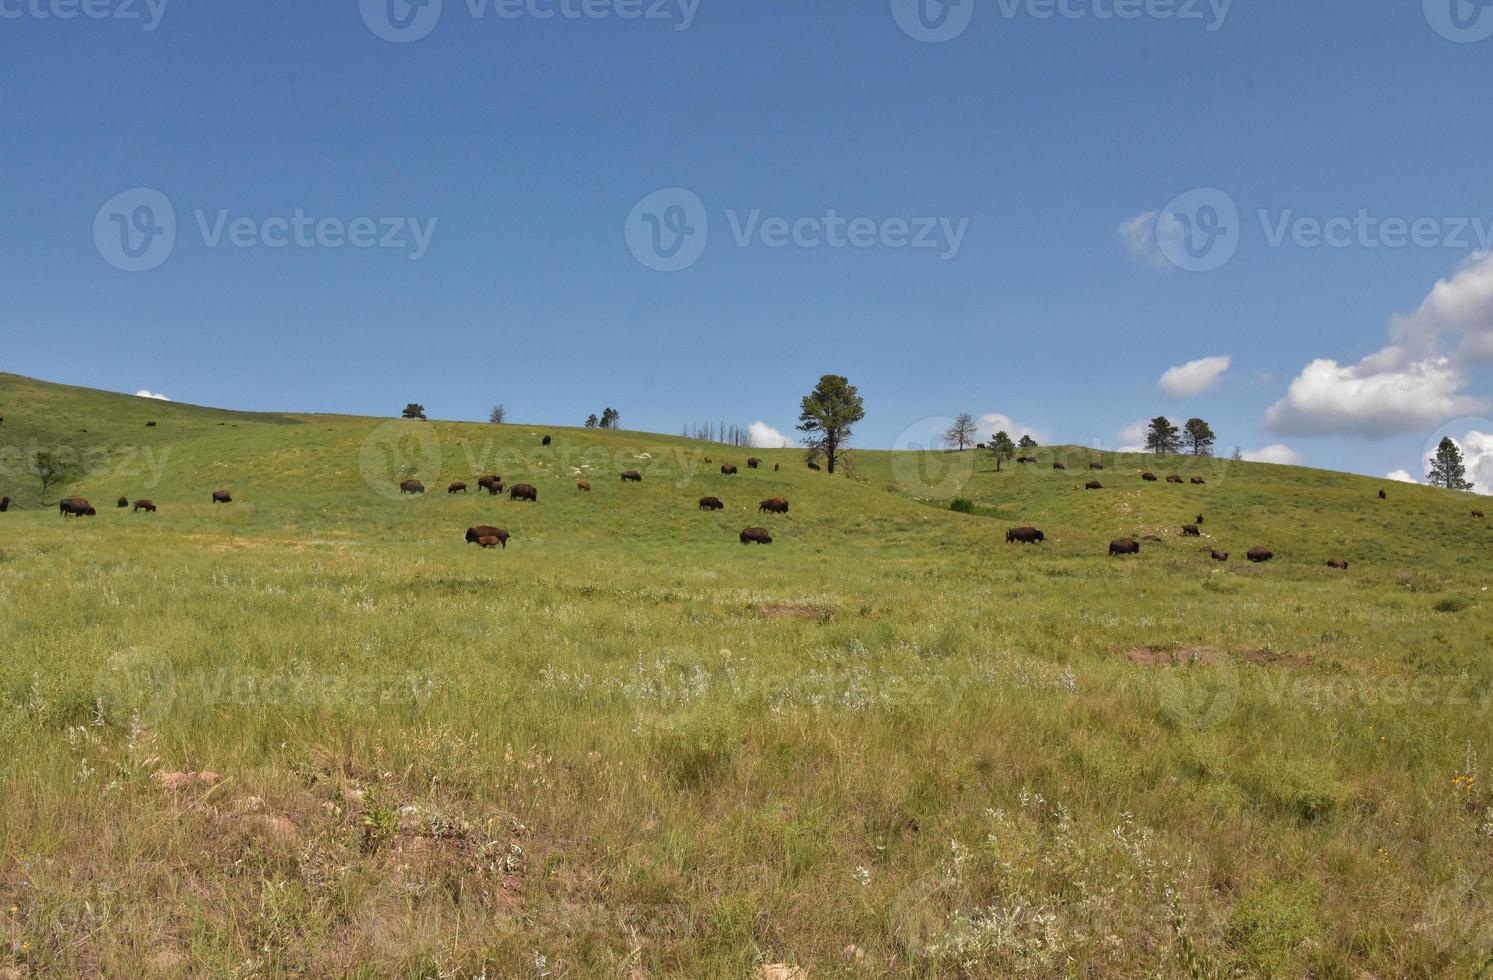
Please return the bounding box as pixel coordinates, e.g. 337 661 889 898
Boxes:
1123 646 1228 667
758 604 834 622
1239 649 1312 668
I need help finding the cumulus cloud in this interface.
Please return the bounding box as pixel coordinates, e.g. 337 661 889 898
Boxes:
1263 354 1485 439
1391 251 1493 362
135 389 171 401
1117 211 1182 269
1385 469 1418 483
1242 444 1302 465
976 413 1047 445
1159 355 1231 398
1266 255 1493 439
748 421 793 449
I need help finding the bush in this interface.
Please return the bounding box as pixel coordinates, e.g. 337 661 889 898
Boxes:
950 498 976 514
1434 594 1471 613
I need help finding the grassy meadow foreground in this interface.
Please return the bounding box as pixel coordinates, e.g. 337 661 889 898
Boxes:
1 373 1491 977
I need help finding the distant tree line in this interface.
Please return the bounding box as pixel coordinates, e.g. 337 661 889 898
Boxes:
585 408 621 429
1146 417 1216 456
682 422 751 447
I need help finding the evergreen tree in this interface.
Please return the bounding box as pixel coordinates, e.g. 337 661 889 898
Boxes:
988 431 1016 472
797 374 865 474
1145 417 1181 454
1427 437 1475 490
1183 418 1216 456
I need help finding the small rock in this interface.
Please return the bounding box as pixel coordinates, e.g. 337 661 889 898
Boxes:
754 966 807 980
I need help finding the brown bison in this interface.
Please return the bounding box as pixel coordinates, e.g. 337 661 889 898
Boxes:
758 497 790 514
1207 548 1228 562
448 482 468 494
1182 524 1201 537
1085 480 1103 490
117 496 129 509
1166 475 1184 484
740 527 773 545
1195 514 1204 524
1017 456 1036 464
774 463 780 471
1109 538 1140 556
486 481 506 495
577 481 592 492
1378 489 1387 500
145 421 156 427
133 500 157 513
1006 526 1044 544
1190 477 1206 485
465 525 509 548
400 480 426 495
721 464 739 475
1052 462 1066 470
1247 547 1274 563
1141 472 1158 482
806 461 821 471
747 458 761 469
212 490 232 504
1474 510 1485 518
1326 558 1349 570
0 497 9 512
699 496 724 511
1089 463 1104 470
477 475 502 493
60 498 96 517
541 435 552 446
620 471 643 482
510 483 538 502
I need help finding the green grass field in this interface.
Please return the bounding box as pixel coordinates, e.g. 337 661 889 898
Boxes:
1 371 1490 978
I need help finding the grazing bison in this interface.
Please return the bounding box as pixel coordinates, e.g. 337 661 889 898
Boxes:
1085 480 1103 490
1190 477 1206 485
807 461 821 471
747 458 761 469
739 527 772 545
577 481 591 492
448 482 468 494
758 497 790 514
212 490 232 504
465 525 509 549
1378 489 1387 500
1207 548 1229 562
400 480 426 495
1182 524 1201 537
1166 475 1184 484
1141 472 1158 482
721 464 739 475
1474 510 1485 518
1006 526 1044 544
133 499 157 513
145 421 156 427
541 435 552 446
60 498 95 517
477 475 502 493
1326 558 1349 570
1017 456 1036 464
510 483 538 502
1247 547 1274 563
1052 462 1066 470
117 496 129 508
620 471 643 482
1195 514 1204 525
1089 463 1104 470
774 463 780 471
699 496 724 511
1109 538 1140 556
486 481 505 496
0 497 9 512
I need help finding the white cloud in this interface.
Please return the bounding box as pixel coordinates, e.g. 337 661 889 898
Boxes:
748 421 792 449
1264 353 1485 439
1385 469 1418 483
976 413 1047 445
1117 210 1181 269
1242 444 1302 465
1159 355 1231 398
135 389 171 401
1391 251 1493 362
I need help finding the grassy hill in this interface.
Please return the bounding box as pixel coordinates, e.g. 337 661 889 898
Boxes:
0 372 1490 977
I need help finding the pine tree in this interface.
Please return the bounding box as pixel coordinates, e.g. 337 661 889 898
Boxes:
1427 437 1475 490
1183 418 1216 456
797 375 865 474
988 431 1016 472
1145 417 1181 455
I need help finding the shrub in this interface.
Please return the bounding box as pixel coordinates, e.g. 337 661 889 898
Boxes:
950 497 976 514
1434 594 1471 613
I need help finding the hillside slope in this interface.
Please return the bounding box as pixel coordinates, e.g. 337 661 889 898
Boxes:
0 374 1490 977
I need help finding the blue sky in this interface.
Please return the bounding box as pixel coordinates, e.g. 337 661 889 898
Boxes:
3 0 1492 486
